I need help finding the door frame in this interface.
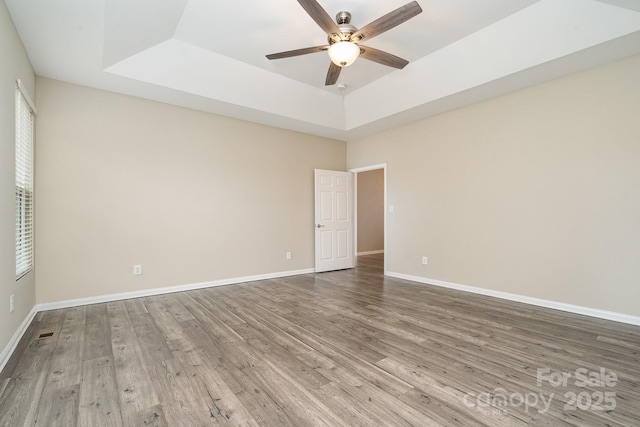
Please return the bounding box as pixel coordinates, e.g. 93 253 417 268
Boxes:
349 163 387 274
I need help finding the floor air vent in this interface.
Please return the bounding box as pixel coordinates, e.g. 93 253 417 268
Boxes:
38 330 55 339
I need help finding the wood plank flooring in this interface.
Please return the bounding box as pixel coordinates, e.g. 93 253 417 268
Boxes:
1 254 639 426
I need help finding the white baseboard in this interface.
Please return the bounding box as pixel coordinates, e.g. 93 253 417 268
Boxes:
0 306 38 374
36 268 315 312
357 250 384 256
386 271 640 326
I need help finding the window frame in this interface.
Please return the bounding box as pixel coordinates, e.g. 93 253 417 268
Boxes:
15 79 36 280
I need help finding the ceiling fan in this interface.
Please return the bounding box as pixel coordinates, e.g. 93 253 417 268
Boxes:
266 0 423 86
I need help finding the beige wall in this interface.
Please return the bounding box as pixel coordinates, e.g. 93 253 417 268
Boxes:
348 54 640 317
357 169 384 253
35 78 345 304
0 0 36 358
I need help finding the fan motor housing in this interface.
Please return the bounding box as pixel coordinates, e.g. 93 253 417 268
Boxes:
329 11 358 43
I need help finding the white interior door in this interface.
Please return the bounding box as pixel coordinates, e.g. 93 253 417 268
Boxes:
315 169 354 272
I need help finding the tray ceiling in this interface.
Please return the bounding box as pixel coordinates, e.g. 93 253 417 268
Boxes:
6 0 640 141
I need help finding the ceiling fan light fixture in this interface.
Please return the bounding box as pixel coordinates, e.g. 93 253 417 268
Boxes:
328 41 360 67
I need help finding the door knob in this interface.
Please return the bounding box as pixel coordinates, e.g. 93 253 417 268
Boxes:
316 224 325 228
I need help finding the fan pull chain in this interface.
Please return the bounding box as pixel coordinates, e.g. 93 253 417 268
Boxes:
338 83 346 101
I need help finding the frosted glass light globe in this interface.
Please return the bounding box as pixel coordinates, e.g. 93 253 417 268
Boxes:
328 42 360 67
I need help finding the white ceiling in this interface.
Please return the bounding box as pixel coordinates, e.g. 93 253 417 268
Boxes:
6 0 640 141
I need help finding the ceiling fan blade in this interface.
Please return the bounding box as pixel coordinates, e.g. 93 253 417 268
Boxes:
297 0 340 39
351 1 422 43
266 46 328 60
325 62 341 86
359 46 409 69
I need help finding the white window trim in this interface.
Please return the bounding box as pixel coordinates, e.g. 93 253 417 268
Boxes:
16 79 37 114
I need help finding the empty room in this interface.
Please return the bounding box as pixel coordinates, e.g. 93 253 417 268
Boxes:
1 0 639 425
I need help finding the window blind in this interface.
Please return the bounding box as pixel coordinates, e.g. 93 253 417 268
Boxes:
15 82 35 279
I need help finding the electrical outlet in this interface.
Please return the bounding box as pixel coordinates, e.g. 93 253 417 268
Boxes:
10 294 15 313
133 265 142 275
286 251 292 260
422 256 428 265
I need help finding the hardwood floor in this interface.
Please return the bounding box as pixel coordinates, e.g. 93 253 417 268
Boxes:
1 254 639 426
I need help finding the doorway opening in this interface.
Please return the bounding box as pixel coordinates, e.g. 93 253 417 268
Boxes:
350 164 387 273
